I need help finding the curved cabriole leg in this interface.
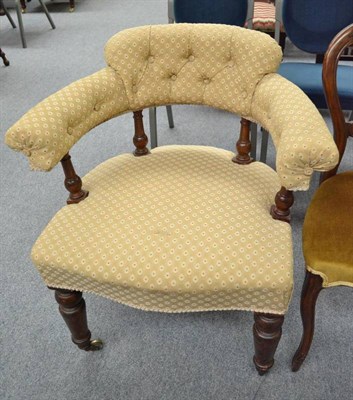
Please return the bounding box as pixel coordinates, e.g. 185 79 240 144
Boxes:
53 289 103 351
253 312 284 375
292 271 323 372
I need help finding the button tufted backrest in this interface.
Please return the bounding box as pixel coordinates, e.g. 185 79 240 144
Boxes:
104 24 282 117
5 23 339 190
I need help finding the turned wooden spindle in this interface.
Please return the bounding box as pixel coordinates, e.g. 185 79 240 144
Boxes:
133 110 150 156
253 312 285 375
270 186 294 223
60 153 89 204
232 118 253 164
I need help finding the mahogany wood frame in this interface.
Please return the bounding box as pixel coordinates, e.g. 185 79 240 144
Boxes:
292 24 353 372
51 108 293 372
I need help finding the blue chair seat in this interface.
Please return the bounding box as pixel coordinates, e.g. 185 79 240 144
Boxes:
279 63 353 110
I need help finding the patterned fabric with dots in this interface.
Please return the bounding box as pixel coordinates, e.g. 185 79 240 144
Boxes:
31 146 293 314
5 24 338 190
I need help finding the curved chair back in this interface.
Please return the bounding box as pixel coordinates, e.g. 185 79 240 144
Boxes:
282 0 353 54
322 23 353 180
174 0 248 26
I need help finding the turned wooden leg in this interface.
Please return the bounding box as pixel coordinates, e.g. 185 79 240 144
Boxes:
253 312 284 375
69 0 75 12
53 289 103 351
292 271 323 372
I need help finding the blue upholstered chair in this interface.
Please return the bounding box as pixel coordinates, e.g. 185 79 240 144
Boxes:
278 0 353 116
149 0 255 150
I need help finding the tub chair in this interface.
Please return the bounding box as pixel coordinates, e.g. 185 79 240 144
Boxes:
5 24 339 374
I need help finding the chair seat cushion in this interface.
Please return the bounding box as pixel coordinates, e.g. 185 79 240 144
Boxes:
278 63 353 110
31 146 293 314
303 171 353 287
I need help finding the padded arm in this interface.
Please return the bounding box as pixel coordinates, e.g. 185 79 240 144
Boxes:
250 73 339 190
5 67 129 171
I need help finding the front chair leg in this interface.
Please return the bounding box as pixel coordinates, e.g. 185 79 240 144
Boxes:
292 271 323 372
253 312 284 375
53 288 103 351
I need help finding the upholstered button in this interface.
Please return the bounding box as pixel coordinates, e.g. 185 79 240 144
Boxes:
188 55 195 62
149 56 154 63
67 127 73 135
242 91 247 99
203 79 210 84
94 104 101 111
171 74 177 81
132 85 138 93
228 61 234 67
304 167 313 176
23 149 31 157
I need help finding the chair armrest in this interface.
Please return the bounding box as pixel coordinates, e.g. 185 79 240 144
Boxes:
5 67 129 171
250 73 339 190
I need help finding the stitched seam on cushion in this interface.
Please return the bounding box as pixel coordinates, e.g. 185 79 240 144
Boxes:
42 281 288 315
113 68 131 111
306 265 353 288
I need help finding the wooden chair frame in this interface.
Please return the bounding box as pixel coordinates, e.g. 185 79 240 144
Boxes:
292 24 353 372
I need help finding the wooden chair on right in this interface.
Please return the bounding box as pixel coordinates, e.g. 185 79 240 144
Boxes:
292 24 353 372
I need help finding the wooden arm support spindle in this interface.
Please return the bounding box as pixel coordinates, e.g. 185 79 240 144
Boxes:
133 110 150 156
232 118 253 164
270 186 294 223
60 153 89 204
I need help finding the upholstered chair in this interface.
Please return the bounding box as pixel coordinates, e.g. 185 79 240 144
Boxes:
5 24 339 374
292 24 353 372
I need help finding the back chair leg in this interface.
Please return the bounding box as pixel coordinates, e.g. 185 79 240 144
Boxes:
2 2 17 28
15 1 26 48
166 105 174 128
250 122 257 160
260 129 269 163
38 0 56 29
292 270 323 371
53 288 103 351
149 107 158 148
253 312 284 375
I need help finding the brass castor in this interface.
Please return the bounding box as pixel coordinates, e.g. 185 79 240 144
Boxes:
86 339 104 351
69 6 75 12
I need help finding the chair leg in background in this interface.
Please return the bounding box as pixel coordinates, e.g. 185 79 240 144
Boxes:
69 0 75 12
253 312 284 375
166 105 174 128
15 1 27 48
149 107 158 149
2 2 17 28
38 0 56 28
260 128 269 163
292 271 323 371
53 288 103 351
250 122 257 160
0 48 10 66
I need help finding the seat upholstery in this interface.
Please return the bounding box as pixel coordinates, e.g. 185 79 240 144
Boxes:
31 146 293 314
303 171 353 287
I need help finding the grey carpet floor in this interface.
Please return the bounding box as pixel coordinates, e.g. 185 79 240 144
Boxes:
0 1 352 399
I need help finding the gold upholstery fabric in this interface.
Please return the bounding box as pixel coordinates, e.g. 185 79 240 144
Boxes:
5 24 338 190
303 171 353 287
31 146 293 314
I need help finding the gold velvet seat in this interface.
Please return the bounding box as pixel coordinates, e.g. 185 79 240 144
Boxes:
5 24 339 374
303 171 353 287
32 146 292 314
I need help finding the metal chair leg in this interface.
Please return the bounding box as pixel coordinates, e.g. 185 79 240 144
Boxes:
15 1 27 48
166 105 174 129
38 0 56 29
260 129 269 163
149 107 158 149
2 1 17 28
250 122 257 160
